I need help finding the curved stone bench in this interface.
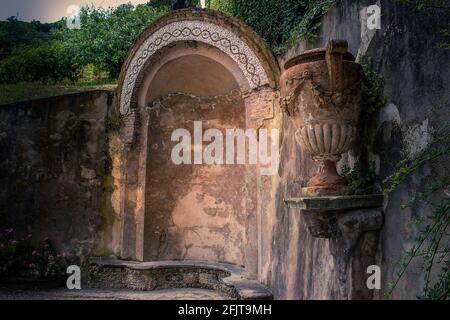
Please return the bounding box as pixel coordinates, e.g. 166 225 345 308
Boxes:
88 258 272 300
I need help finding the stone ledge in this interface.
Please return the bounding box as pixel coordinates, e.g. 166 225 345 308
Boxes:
88 258 272 300
284 194 384 211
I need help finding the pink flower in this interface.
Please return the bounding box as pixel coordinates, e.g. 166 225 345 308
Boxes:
11 240 17 245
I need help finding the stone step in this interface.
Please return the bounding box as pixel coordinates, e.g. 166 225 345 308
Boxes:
87 258 273 300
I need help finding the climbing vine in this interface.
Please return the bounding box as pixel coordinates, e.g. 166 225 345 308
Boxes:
382 1 450 299
384 120 450 300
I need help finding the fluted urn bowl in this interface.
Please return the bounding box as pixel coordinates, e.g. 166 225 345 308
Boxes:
281 40 363 196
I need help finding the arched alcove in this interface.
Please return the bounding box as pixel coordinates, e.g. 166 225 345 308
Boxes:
115 9 280 279
141 43 250 265
146 54 239 99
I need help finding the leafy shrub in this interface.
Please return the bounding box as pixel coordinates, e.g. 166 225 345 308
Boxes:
147 0 173 7
0 17 64 60
28 239 69 279
0 229 32 278
0 41 79 84
57 3 170 78
0 228 73 280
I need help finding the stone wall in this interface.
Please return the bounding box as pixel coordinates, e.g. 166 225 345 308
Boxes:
264 0 450 299
0 90 117 258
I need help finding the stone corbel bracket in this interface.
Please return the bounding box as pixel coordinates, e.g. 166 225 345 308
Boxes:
286 195 383 238
285 194 384 299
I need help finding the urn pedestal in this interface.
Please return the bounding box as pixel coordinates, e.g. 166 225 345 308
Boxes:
281 40 363 196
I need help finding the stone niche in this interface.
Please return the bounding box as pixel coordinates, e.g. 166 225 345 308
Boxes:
143 51 248 265
112 9 280 280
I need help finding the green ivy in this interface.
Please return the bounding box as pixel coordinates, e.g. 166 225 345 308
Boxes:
360 60 387 119
287 0 336 49
341 161 376 195
211 0 336 54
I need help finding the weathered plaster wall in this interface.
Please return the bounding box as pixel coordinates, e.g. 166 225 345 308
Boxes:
265 0 450 299
0 91 118 258
143 92 250 265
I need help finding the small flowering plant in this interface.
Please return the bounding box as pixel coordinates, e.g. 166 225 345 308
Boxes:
0 229 73 280
0 228 32 278
28 239 69 279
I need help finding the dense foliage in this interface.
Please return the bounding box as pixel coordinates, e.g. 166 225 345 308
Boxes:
56 4 169 79
0 3 169 83
0 17 63 60
0 41 78 83
0 1 336 83
211 0 335 53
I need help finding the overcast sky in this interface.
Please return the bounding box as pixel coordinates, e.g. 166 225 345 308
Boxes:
0 0 151 22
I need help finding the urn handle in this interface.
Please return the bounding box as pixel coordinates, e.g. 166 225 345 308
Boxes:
326 40 348 93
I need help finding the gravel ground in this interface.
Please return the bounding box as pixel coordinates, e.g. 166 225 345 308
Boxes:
0 287 229 300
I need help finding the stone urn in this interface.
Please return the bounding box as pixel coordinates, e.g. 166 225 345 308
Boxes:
281 40 363 196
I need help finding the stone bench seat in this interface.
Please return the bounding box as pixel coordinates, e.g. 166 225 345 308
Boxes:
88 258 273 300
